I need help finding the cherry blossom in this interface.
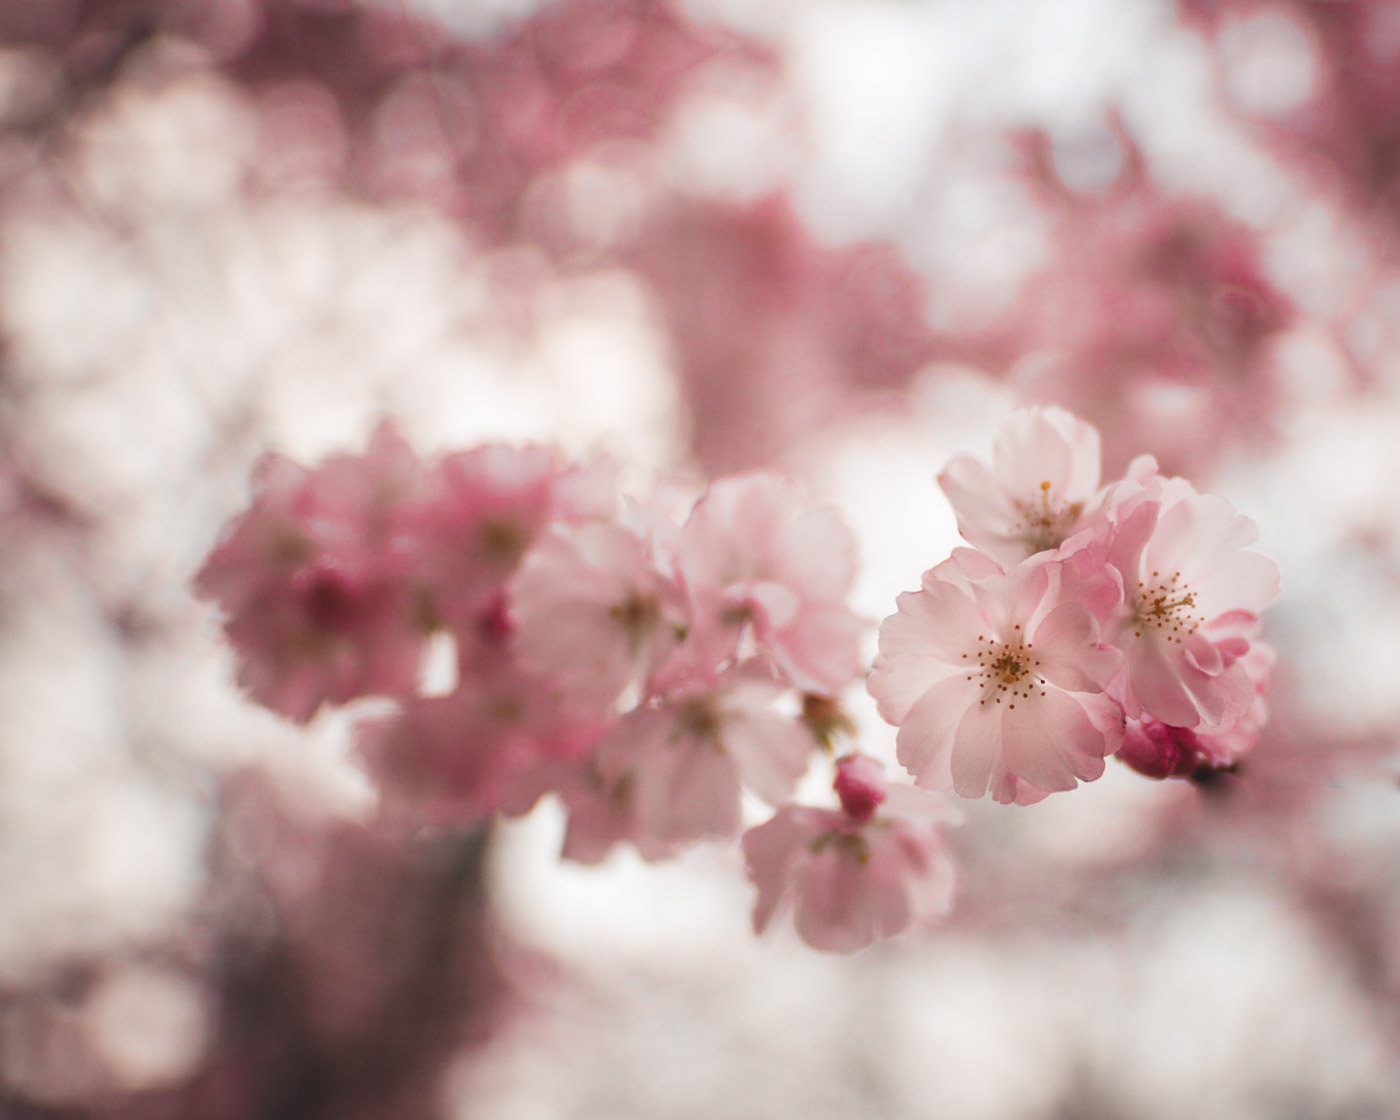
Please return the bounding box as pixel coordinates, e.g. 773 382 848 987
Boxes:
360 664 606 827
193 396 1283 968
743 754 960 953
1117 614 1275 780
868 548 1124 803
591 664 815 850
875 406 1281 800
410 446 611 634
676 473 864 695
1096 459 1281 729
510 520 688 710
938 405 1104 565
194 424 428 722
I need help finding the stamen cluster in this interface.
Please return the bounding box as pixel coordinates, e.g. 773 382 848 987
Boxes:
1133 571 1198 641
1012 481 1084 555
966 630 1046 709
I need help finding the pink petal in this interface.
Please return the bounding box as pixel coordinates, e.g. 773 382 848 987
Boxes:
1148 491 1256 575
1031 602 1121 692
938 456 1022 562
1127 636 1203 727
742 807 830 934
637 743 742 843
773 504 858 601
1000 690 1111 794
793 849 880 953
950 700 1002 799
1106 499 1159 578
1184 635 1223 675
764 600 866 694
889 828 958 920
1193 548 1282 619
725 710 813 805
738 580 802 630
994 408 1078 499
894 675 969 789
945 547 1006 583
868 587 978 724
1179 633 1255 726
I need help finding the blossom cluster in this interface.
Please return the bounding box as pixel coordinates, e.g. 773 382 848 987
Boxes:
196 426 963 951
869 406 1281 804
195 405 1279 954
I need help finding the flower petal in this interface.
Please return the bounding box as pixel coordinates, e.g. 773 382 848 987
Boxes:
894 675 970 789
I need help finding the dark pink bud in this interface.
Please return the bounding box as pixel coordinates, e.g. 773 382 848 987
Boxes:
475 591 515 647
1117 719 1203 780
834 753 887 822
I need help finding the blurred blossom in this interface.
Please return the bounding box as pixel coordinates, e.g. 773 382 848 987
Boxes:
1002 127 1296 476
626 195 939 471
744 754 960 953
1185 0 1400 243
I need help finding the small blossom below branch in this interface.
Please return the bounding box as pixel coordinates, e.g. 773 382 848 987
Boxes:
742 753 961 954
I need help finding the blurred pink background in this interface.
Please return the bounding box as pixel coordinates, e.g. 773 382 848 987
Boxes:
1 0 1398 1116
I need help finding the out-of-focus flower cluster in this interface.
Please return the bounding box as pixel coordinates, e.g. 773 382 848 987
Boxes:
871 405 1280 803
1182 0 1400 238
196 425 962 953
1006 131 1295 475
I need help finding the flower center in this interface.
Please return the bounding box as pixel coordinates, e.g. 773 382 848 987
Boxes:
478 517 528 566
809 830 871 864
674 696 725 751
1132 569 1201 643
609 592 662 655
1011 480 1083 555
961 628 1047 710
294 562 367 633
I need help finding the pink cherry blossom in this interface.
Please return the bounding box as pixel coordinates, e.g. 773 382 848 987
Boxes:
509 520 688 710
516 755 684 865
675 473 864 695
194 424 428 722
591 664 815 851
1117 612 1275 780
411 445 614 633
937 405 1104 566
868 549 1124 803
743 754 960 953
832 750 887 822
359 665 605 827
1096 461 1281 729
